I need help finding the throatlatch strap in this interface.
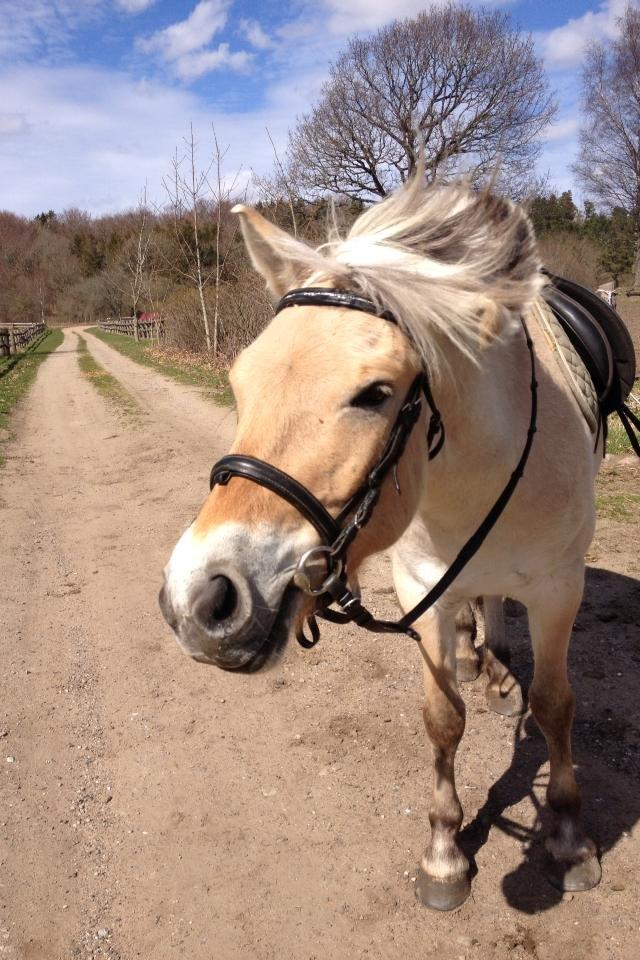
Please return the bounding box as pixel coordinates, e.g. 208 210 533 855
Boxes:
316 316 538 640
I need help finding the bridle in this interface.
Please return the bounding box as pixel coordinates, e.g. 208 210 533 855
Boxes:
210 287 538 648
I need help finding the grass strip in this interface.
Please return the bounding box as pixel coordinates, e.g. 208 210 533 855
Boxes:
606 406 639 455
87 328 233 406
0 329 64 465
596 491 640 521
77 334 140 419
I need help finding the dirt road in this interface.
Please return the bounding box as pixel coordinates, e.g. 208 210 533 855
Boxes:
1 329 639 960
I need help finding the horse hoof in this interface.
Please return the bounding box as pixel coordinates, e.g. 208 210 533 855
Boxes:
485 680 525 717
414 870 471 911
545 855 602 892
456 657 481 682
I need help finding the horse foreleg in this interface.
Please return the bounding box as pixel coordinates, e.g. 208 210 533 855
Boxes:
527 567 601 892
455 601 481 682
483 595 524 716
416 607 470 909
394 565 470 909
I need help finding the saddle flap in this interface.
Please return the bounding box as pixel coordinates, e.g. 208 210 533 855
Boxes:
544 273 637 415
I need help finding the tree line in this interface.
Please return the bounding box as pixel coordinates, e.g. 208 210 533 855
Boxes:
1 1 639 356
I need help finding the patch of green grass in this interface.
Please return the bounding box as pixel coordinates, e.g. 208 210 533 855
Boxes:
0 329 63 465
606 411 636 455
87 327 233 406
77 335 140 419
596 491 640 521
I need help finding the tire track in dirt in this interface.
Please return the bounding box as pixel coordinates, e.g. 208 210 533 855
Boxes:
1 329 639 960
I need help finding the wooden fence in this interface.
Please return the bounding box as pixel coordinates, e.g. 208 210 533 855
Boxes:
98 316 163 341
0 322 46 357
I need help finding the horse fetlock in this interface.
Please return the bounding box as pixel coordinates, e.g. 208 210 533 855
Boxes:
455 604 480 682
539 804 602 891
423 824 468 878
455 649 481 682
483 647 524 716
484 675 524 716
546 818 596 865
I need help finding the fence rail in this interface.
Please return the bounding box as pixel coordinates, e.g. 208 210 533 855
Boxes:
0 322 47 357
98 316 163 340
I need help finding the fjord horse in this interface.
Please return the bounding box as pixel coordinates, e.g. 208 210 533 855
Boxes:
160 176 602 909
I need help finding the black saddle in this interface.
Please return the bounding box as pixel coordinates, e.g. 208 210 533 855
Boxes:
542 272 636 415
541 272 639 454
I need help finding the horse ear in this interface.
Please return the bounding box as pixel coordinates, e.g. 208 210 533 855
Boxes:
232 205 312 298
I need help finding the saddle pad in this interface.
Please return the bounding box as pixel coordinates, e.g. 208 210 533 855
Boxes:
533 299 600 433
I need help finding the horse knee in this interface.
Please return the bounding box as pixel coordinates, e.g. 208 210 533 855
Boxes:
529 682 575 738
422 691 465 752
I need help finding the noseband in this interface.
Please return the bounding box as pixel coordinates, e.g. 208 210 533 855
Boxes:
210 288 538 647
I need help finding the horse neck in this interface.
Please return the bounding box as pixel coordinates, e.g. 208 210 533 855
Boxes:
420 324 531 524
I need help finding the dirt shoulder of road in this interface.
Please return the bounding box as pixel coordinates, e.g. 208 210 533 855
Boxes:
0 329 638 960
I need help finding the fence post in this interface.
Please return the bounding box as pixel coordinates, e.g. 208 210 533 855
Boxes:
8 324 16 355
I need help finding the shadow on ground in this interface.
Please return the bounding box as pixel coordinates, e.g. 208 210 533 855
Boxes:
459 566 640 913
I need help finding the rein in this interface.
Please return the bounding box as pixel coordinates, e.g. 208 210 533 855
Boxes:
209 288 538 647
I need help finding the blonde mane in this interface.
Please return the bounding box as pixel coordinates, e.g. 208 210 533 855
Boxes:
274 176 545 371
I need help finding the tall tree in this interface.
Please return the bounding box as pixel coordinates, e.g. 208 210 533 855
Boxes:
574 4 640 289
285 2 555 200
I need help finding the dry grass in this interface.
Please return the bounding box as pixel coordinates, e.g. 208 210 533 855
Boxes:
616 293 640 357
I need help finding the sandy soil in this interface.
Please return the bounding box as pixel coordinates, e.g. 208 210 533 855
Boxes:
1 328 639 960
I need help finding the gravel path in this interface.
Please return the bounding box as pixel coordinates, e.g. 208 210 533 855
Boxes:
0 329 638 960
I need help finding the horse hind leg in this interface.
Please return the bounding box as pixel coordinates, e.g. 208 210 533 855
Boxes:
455 602 481 682
483 595 524 717
527 566 601 892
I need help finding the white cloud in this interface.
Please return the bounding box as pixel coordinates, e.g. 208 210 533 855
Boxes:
174 43 252 80
0 112 31 135
322 0 440 34
0 63 311 216
308 0 513 36
539 0 626 69
541 117 580 144
116 0 157 12
239 18 273 50
137 1 250 79
138 0 231 59
0 0 102 59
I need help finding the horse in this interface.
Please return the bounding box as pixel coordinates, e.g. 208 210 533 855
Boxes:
160 174 606 910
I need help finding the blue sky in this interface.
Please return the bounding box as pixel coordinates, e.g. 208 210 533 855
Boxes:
0 0 632 216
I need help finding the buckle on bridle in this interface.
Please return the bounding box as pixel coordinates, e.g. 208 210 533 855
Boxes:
293 546 344 596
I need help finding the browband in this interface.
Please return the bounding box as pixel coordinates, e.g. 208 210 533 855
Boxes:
207 284 537 650
275 287 397 323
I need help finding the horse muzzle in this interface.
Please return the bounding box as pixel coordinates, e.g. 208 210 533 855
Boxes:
158 566 302 673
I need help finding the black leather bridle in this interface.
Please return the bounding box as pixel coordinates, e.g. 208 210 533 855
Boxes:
210 288 538 647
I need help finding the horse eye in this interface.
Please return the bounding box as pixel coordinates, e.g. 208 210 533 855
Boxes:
350 382 393 409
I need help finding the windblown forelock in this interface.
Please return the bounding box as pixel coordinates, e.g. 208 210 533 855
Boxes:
271 176 545 375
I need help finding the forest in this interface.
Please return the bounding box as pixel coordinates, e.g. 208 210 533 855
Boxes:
2 2 639 360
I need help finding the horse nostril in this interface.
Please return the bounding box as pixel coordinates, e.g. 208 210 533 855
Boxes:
193 575 238 631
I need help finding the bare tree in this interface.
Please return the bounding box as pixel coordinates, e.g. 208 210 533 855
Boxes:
161 124 241 353
573 4 640 290
162 125 216 352
100 190 153 340
125 188 152 340
285 2 555 200
203 129 243 355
